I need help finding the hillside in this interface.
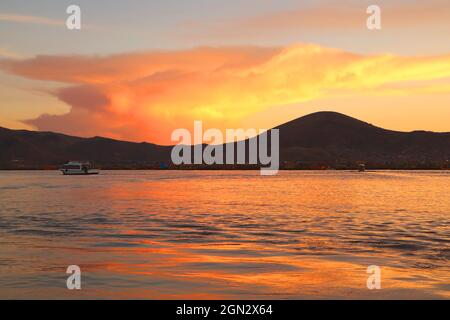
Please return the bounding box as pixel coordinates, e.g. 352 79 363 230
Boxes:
1 112 449 169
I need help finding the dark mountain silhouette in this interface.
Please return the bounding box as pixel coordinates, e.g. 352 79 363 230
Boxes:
0 112 449 169
276 112 450 168
0 127 171 169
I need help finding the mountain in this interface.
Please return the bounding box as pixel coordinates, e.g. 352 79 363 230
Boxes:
0 127 171 169
0 112 449 169
276 112 450 168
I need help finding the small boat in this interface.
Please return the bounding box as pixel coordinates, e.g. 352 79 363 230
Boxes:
358 163 366 172
60 161 100 175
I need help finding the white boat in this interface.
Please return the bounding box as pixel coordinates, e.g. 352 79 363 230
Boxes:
60 161 100 175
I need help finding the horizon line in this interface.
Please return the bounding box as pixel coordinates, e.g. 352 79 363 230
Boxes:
2 111 450 146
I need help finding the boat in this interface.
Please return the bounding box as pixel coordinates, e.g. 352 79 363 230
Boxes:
59 161 100 175
358 163 366 172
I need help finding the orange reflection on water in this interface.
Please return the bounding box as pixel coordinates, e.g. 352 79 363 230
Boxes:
0 170 449 299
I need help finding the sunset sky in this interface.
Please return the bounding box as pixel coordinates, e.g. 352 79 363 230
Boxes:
1 0 450 144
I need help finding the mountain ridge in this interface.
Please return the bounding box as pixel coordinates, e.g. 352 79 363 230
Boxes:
1 112 449 169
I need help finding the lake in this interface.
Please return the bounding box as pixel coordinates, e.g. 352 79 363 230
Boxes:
0 170 449 299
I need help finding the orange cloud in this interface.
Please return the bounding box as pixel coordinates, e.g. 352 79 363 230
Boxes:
0 48 23 59
1 44 450 144
182 0 450 38
0 13 64 27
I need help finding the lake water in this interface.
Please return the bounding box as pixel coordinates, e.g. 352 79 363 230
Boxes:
0 170 449 299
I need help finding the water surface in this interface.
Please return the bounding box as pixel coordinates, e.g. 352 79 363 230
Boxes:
0 170 449 299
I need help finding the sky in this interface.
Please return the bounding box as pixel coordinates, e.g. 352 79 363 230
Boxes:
0 0 450 144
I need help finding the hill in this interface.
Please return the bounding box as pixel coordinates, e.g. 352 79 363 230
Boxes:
1 112 449 169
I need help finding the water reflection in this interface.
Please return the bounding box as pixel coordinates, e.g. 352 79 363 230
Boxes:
0 170 449 299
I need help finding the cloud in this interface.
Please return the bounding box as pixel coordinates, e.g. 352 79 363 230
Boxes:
0 48 23 59
1 44 450 144
181 0 450 39
0 12 97 30
0 13 64 27
248 0 450 29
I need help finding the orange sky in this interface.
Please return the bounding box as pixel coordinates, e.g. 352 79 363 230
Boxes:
1 1 450 144
2 44 450 144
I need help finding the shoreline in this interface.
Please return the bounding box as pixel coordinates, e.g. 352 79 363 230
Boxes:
1 168 449 171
